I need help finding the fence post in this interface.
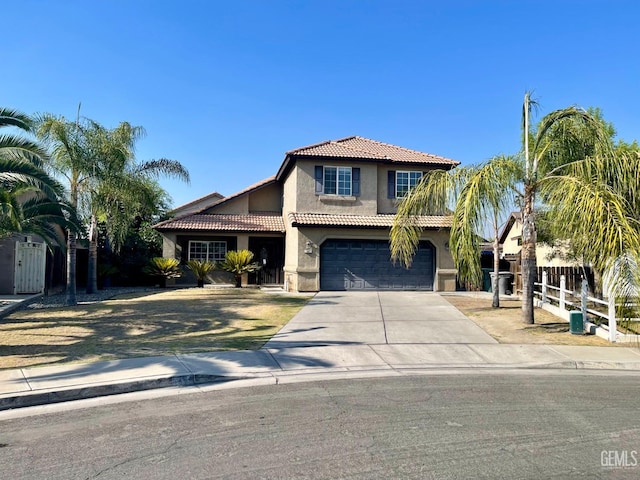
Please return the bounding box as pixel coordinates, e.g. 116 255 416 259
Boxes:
559 275 566 311
608 294 617 343
581 279 588 327
542 270 548 303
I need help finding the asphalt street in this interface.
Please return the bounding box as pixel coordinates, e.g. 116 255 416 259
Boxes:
2 371 640 479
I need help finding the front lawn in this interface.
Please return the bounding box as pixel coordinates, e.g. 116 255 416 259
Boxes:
0 288 311 370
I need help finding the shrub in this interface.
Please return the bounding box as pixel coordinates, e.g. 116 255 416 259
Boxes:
186 259 216 287
143 257 182 288
219 250 261 287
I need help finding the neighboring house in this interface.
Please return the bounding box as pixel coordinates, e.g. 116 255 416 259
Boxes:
499 212 575 268
499 211 579 293
154 136 460 292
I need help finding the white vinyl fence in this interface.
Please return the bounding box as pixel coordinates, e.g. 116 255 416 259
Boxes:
534 272 639 343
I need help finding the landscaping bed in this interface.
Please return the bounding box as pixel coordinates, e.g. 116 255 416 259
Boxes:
0 287 311 370
445 294 618 346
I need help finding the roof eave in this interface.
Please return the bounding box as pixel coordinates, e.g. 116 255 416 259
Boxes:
277 154 458 181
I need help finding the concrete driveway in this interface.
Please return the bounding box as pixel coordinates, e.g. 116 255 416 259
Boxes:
263 291 498 348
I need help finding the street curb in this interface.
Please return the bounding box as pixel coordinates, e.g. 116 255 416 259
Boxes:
4 360 640 411
0 374 234 411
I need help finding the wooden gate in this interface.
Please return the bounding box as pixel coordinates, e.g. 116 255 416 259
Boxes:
14 240 46 294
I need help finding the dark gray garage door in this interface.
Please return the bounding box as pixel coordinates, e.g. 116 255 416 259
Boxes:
320 239 434 291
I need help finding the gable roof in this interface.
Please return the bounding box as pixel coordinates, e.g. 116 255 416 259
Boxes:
199 176 277 212
498 212 522 244
154 213 285 233
170 191 224 216
276 136 459 180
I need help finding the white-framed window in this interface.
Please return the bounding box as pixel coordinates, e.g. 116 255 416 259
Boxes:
188 240 227 262
396 171 422 198
324 166 352 195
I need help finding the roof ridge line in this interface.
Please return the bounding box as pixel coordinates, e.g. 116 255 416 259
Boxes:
191 176 277 214
352 136 457 162
285 139 334 155
329 139 388 159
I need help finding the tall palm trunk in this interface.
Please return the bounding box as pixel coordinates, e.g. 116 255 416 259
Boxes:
66 231 77 306
492 216 500 308
65 186 79 306
521 184 537 324
86 213 98 294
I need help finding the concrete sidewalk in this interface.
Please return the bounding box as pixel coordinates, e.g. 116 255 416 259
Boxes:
3 290 640 411
3 343 640 411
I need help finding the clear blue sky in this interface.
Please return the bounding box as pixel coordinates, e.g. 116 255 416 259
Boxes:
4 0 639 208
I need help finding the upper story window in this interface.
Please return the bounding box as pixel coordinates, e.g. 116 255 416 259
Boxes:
388 170 422 198
188 240 227 262
324 166 352 195
315 165 360 196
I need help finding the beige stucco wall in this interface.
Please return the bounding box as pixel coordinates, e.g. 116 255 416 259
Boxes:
171 193 223 217
206 195 249 214
294 160 378 215
278 161 456 292
248 183 282 213
377 165 434 214
162 232 178 259
502 222 522 256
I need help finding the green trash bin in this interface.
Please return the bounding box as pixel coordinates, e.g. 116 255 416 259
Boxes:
482 268 491 291
569 311 583 335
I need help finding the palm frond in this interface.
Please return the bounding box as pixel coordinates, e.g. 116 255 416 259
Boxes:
135 158 191 182
540 174 640 279
390 168 469 267
0 108 33 131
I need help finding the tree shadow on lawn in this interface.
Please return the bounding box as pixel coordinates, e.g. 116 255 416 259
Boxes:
0 289 311 370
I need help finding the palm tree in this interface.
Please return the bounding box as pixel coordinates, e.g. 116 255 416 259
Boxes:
392 94 640 324
1 108 79 245
36 112 190 301
390 156 521 308
84 124 189 294
36 111 92 305
518 93 640 323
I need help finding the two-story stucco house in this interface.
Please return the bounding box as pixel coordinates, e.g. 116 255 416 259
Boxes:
154 136 459 292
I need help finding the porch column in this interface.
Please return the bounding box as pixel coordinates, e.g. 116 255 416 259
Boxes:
236 234 250 286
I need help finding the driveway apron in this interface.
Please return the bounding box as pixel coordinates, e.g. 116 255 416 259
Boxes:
263 291 497 349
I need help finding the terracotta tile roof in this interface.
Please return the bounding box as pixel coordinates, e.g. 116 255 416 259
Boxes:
154 213 285 232
288 213 452 229
286 136 459 166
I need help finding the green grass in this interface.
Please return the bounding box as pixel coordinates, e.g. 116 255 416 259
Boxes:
0 288 311 370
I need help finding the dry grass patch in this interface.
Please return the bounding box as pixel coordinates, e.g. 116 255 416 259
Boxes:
0 288 311 370
444 295 617 346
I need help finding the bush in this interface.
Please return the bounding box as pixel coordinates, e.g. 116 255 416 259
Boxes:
219 250 261 287
143 257 182 288
186 259 216 287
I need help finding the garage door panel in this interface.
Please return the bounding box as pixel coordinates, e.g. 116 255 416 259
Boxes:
320 239 434 291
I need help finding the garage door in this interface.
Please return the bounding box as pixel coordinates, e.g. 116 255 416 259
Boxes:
320 240 434 291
